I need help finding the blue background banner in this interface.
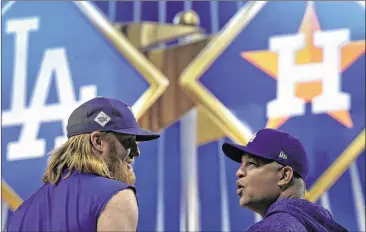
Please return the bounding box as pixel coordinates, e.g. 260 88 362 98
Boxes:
1 1 365 231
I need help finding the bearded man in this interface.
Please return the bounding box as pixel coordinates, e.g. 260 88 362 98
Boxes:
7 97 160 232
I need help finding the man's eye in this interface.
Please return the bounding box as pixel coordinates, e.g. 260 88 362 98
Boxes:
122 138 137 151
248 162 257 166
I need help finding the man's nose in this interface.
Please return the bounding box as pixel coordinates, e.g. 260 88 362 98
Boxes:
236 166 246 178
131 146 140 157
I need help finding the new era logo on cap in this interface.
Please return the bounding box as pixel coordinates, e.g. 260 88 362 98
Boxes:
279 151 288 160
94 111 111 127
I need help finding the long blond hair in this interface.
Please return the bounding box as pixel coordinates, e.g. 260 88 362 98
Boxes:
42 133 112 185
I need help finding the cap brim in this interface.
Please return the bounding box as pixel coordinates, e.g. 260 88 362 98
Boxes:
114 127 160 141
222 142 269 163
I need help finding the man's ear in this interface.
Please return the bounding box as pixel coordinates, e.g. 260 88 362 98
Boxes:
91 131 103 154
278 166 294 187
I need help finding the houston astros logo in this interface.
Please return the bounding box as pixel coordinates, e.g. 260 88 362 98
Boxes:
241 2 365 129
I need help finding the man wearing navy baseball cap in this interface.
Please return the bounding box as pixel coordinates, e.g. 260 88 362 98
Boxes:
223 128 348 232
7 97 160 232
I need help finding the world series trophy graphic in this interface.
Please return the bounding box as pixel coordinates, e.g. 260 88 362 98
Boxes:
116 10 226 145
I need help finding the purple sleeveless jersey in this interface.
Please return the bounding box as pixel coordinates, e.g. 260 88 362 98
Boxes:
6 170 134 232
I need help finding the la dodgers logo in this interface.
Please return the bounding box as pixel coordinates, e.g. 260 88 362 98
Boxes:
2 1 169 211
2 17 97 161
242 2 365 129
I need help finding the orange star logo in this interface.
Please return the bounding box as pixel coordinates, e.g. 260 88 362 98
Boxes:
241 2 365 129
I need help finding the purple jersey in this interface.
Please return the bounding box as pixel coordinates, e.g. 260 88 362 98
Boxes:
247 198 348 232
7 170 134 232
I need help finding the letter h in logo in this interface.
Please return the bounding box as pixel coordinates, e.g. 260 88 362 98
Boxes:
266 29 351 119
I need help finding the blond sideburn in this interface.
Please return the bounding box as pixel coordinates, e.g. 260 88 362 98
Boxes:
42 132 112 185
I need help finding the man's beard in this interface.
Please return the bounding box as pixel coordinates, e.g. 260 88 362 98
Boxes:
105 150 136 185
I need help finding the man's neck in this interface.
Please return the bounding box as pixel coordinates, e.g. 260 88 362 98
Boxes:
278 188 304 200
247 198 277 218
251 191 304 217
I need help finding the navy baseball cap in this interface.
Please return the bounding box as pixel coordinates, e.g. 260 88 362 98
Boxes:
222 128 309 180
66 97 160 141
